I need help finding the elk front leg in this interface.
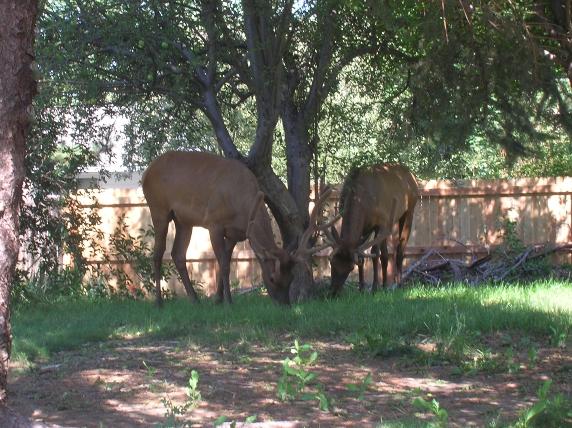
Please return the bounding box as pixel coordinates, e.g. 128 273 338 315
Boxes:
378 242 389 292
172 218 200 304
209 228 234 305
371 244 381 293
357 256 365 291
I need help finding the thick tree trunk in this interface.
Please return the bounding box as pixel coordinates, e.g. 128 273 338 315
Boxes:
253 167 313 302
282 106 312 227
0 0 38 404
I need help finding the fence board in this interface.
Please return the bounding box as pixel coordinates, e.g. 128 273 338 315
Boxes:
70 173 572 295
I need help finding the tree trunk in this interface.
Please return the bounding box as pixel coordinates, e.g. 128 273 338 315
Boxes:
282 106 312 227
0 0 38 404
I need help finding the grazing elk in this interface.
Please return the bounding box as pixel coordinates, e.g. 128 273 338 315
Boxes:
327 163 418 296
142 151 335 307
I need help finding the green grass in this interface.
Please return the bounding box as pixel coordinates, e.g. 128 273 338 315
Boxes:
11 280 572 362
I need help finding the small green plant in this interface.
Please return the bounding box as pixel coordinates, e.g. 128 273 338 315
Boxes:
143 361 157 380
412 395 448 427
276 340 318 401
452 347 499 376
346 327 413 358
549 325 567 348
514 379 555 427
214 415 257 427
527 347 537 369
504 347 521 373
156 370 202 428
345 372 371 400
276 340 333 411
106 217 178 298
498 215 525 254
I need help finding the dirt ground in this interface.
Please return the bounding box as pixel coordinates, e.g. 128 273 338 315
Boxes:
6 333 572 428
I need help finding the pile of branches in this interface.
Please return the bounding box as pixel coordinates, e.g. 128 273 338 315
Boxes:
401 238 572 286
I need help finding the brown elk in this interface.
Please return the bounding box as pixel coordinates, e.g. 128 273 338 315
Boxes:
327 163 418 296
142 151 335 307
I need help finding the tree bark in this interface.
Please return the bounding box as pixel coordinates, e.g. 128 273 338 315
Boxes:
0 0 38 403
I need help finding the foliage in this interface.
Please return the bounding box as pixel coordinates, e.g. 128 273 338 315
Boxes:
346 327 415 358
411 395 448 427
276 340 333 411
155 370 202 428
11 265 108 309
345 372 371 401
12 215 179 307
103 215 178 299
9 281 572 426
512 378 572 428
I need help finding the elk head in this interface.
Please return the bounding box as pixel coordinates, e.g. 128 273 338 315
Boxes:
327 194 401 295
247 187 340 304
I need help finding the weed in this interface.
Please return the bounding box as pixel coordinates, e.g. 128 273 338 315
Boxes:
412 395 448 427
276 340 333 411
214 415 257 427
155 370 202 428
106 218 178 298
528 347 537 369
143 361 157 380
504 347 521 373
514 379 553 427
346 372 372 400
346 328 414 358
549 325 567 348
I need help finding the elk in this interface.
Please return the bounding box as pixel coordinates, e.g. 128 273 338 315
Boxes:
327 163 418 296
142 151 335 307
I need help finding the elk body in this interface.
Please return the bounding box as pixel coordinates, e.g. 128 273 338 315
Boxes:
142 151 333 307
328 163 418 296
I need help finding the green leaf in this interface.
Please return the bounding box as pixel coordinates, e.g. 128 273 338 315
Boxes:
214 415 228 426
412 397 431 410
305 373 319 382
346 384 360 391
300 393 318 401
525 402 546 422
538 378 552 401
284 365 301 376
364 373 372 388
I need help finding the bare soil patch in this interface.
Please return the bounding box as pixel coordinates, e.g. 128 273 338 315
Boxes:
7 333 572 427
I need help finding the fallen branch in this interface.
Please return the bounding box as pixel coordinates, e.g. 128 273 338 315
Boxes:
400 237 572 286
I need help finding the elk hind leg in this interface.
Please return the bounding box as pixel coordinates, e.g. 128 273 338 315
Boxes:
370 244 381 293
357 257 365 291
209 228 234 305
151 212 171 308
379 242 389 291
172 218 200 304
395 211 414 283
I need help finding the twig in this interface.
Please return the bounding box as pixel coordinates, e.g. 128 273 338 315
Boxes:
235 285 262 296
401 249 437 282
495 247 536 281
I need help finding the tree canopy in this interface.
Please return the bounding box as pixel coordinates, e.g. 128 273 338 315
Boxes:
23 0 572 297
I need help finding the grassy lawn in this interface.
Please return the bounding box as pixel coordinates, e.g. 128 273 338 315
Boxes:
9 280 572 427
12 281 572 361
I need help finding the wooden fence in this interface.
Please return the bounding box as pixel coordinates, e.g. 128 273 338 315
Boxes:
74 173 572 296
